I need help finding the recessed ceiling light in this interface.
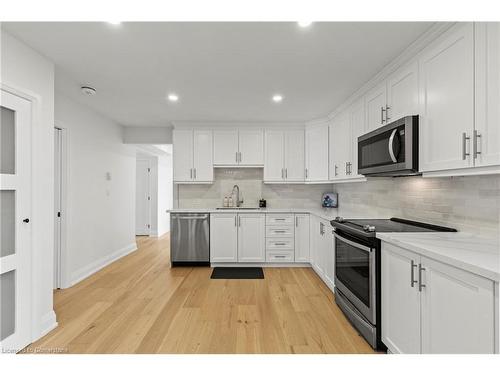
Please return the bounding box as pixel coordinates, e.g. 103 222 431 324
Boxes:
167 94 179 102
81 86 97 96
272 94 283 103
107 21 122 25
297 21 313 28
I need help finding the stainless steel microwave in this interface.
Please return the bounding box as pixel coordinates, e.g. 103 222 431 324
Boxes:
357 115 419 177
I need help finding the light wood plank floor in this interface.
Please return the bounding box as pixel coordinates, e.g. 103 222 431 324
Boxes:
27 234 374 354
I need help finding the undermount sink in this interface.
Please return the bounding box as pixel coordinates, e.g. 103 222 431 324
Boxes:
216 207 261 210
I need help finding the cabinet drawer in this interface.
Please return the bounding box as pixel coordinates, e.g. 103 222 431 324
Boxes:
266 250 294 262
266 226 294 238
266 238 294 250
266 214 294 225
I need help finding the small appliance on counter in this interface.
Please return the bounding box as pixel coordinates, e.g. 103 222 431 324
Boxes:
322 192 338 208
259 199 267 208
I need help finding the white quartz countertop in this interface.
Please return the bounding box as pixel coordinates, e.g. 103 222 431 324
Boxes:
377 232 500 282
168 207 339 221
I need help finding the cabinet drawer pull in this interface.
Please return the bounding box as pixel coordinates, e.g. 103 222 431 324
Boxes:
273 230 286 233
274 255 286 258
385 105 391 121
381 106 386 124
410 260 418 287
473 130 482 159
418 263 426 292
462 132 470 160
274 243 287 246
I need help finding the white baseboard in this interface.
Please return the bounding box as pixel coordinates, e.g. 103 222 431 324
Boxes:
33 310 58 342
70 242 138 287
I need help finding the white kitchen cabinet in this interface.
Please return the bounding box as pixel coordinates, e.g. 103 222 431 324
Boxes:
323 226 335 289
294 214 310 263
365 81 387 131
213 130 239 165
210 213 238 262
239 129 264 166
213 129 263 166
329 112 350 180
419 23 475 173
237 214 266 262
382 243 421 354
173 129 193 182
420 256 495 354
305 124 329 182
386 61 419 122
474 22 500 168
310 216 328 277
264 129 304 182
348 98 367 178
173 129 213 183
381 241 496 354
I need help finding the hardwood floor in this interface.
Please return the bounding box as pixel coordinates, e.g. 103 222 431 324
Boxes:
27 234 375 354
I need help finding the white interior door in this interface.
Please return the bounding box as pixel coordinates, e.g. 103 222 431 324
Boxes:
135 159 151 235
0 89 32 352
53 128 62 289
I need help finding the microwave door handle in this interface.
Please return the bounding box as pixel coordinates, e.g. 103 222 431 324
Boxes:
388 129 398 163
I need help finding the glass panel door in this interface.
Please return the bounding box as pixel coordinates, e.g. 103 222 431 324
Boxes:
0 89 32 353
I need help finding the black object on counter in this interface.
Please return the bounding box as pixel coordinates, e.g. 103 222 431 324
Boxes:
259 199 267 208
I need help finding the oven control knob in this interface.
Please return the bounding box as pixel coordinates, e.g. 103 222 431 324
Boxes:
363 225 376 232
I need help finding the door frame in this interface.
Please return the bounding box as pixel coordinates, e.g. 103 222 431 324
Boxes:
53 124 70 289
136 158 152 236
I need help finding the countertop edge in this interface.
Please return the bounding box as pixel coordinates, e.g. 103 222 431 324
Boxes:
168 208 338 221
377 233 500 283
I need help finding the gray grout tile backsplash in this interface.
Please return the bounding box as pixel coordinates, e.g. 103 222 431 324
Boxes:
176 169 500 241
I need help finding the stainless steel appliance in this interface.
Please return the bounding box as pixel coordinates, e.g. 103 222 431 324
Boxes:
170 213 210 266
358 115 419 176
331 217 456 350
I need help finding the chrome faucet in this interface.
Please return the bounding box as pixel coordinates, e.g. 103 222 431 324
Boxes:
231 184 244 207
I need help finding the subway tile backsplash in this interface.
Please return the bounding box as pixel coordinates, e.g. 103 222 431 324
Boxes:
176 169 500 241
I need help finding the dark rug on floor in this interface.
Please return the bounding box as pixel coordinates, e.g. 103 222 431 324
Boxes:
210 267 264 279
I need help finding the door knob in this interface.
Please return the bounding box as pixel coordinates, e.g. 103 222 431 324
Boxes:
23 218 30 223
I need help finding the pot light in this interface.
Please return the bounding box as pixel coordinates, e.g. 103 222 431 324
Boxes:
167 94 179 102
81 86 97 96
272 94 283 103
107 21 122 25
298 21 313 28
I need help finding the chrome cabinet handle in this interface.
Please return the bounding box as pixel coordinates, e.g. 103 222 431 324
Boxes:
345 162 349 175
275 218 285 221
381 106 386 124
473 130 482 159
385 105 391 121
285 168 287 179
335 164 338 176
238 216 241 227
274 230 286 233
275 243 286 246
274 255 286 258
418 263 426 292
193 168 196 179
190 168 193 179
305 168 308 179
234 216 237 226
236 152 238 163
462 132 470 160
295 216 298 227
388 129 398 163
410 260 418 287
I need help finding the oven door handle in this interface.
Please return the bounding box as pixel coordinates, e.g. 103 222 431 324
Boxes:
388 128 398 163
334 233 373 253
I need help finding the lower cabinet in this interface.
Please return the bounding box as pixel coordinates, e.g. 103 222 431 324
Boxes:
310 216 335 290
210 213 265 263
294 214 310 263
382 241 496 354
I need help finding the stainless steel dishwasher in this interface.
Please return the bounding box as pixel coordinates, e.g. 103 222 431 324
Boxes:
170 213 210 266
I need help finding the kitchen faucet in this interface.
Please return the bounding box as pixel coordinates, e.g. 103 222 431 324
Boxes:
231 184 244 207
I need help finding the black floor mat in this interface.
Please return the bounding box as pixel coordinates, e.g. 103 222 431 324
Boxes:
210 267 264 279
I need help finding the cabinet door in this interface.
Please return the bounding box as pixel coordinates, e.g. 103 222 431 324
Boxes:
309 216 318 269
239 129 264 166
284 130 305 181
213 130 238 165
381 243 421 354
365 82 387 131
294 214 310 262
419 23 475 172
173 129 193 182
387 61 419 122
210 214 238 262
193 130 213 182
237 214 265 262
314 221 326 276
349 99 366 178
329 113 350 180
305 124 329 182
474 22 500 168
264 130 285 181
323 223 335 289
420 256 495 354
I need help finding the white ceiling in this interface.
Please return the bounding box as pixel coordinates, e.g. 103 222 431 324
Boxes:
3 22 434 127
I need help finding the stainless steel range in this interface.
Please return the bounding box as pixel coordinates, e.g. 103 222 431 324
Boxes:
330 217 456 350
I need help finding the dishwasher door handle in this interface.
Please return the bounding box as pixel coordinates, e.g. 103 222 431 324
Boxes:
176 215 209 219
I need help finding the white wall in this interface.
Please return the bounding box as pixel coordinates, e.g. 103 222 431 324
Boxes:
1 29 57 340
157 154 173 236
54 93 137 285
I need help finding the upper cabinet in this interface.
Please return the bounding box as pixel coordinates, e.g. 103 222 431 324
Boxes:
305 123 329 182
474 22 500 168
173 129 213 183
213 129 263 167
264 129 305 182
365 81 388 131
419 23 475 173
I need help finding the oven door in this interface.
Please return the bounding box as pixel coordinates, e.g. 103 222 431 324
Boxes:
334 232 376 324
